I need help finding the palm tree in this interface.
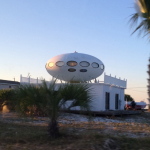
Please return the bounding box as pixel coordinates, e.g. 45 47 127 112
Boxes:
129 0 150 38
15 80 93 138
147 58 150 108
129 0 150 108
15 84 47 116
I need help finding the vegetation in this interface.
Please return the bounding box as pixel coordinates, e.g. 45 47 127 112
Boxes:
0 81 150 149
14 80 93 138
124 94 134 101
0 112 150 150
129 0 150 38
0 89 16 111
129 0 150 108
148 59 150 109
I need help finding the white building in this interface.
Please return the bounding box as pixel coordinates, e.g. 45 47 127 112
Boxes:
67 74 126 111
20 74 126 111
21 52 127 111
0 79 20 90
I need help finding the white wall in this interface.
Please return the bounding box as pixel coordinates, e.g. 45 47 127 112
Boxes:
19 80 126 111
88 84 104 111
0 84 19 90
67 83 125 111
103 84 125 110
89 83 125 111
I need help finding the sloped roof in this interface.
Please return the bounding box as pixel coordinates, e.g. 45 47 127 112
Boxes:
0 79 20 85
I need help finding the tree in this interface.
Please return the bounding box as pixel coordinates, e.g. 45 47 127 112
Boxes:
148 58 150 108
15 80 93 138
129 0 150 108
124 94 134 102
129 0 150 38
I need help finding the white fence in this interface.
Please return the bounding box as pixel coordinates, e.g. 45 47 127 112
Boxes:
20 74 127 88
20 75 102 84
104 74 127 88
20 75 43 85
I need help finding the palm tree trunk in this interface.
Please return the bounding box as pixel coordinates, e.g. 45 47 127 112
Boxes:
48 119 59 138
148 58 150 109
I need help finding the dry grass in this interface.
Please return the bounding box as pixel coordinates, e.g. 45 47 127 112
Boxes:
0 112 150 150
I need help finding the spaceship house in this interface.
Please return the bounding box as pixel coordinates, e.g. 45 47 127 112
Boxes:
20 52 127 111
45 52 104 82
44 52 127 111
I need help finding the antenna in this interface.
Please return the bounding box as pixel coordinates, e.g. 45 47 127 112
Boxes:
27 73 31 77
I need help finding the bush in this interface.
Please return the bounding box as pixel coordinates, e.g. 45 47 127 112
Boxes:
0 89 16 111
15 85 47 116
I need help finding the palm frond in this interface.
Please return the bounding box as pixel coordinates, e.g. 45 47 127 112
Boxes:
129 0 150 39
129 13 139 27
139 0 150 15
59 83 93 111
131 20 145 35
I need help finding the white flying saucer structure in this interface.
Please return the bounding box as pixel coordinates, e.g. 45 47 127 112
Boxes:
45 52 105 82
20 52 127 111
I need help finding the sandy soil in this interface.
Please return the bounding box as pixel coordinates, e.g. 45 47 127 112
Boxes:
0 111 150 138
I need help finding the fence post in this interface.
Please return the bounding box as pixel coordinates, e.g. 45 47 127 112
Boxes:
20 74 22 83
28 76 30 84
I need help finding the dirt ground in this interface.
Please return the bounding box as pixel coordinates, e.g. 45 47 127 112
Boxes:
0 111 150 150
0 111 150 138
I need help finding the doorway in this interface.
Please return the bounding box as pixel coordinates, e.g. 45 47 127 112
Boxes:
105 92 110 110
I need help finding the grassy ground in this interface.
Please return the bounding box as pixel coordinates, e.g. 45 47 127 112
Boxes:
0 112 150 150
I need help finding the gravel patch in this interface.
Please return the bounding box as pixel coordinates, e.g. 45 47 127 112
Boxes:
0 111 150 138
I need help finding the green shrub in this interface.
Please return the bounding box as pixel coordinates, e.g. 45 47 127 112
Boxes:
0 89 16 111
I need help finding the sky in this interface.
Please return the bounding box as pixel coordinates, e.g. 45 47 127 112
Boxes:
0 0 149 104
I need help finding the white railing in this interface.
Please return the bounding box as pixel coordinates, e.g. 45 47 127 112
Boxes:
20 75 43 85
104 74 127 88
20 74 127 88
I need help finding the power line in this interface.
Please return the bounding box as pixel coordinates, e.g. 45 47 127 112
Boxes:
127 90 147 93
126 87 147 93
127 87 147 89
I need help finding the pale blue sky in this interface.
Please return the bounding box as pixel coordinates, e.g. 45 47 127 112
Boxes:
0 0 149 103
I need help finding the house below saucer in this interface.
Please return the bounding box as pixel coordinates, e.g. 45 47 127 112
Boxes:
21 52 127 111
